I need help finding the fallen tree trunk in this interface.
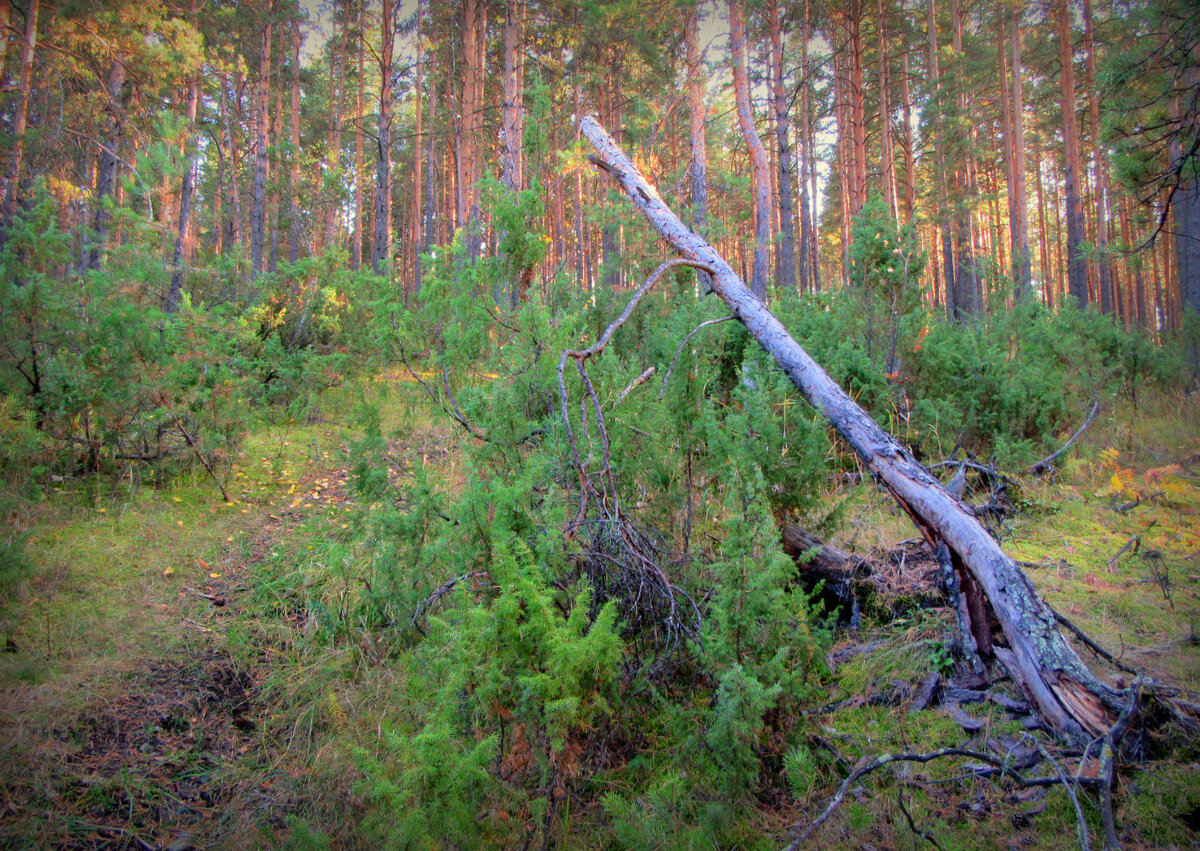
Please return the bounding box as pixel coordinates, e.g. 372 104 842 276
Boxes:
580 115 1124 744
779 524 870 583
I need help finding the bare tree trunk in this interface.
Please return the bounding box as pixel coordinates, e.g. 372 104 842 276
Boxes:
1010 6 1031 299
1083 0 1113 315
87 58 126 271
877 0 898 222
0 0 40 242
798 0 814 292
581 116 1125 745
373 0 395 276
1057 0 1088 307
730 0 771 299
353 3 365 272
502 0 529 306
220 74 241 262
250 4 273 281
289 22 303 264
167 32 200 314
459 0 485 261
685 7 711 292
926 0 956 319
768 0 797 293
325 5 348 253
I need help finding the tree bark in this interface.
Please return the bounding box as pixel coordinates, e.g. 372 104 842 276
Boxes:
373 0 395 276
730 0 771 300
250 4 273 281
926 0 957 319
1010 6 1031 299
0 0 40 241
877 0 898 222
581 115 1125 745
353 0 365 271
501 0 529 306
685 7 711 292
1083 0 1113 314
1057 0 1088 307
768 0 797 293
87 58 126 271
289 21 303 264
167 44 200 314
459 0 485 261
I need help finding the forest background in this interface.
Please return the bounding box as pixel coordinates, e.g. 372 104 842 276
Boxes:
0 0 1199 847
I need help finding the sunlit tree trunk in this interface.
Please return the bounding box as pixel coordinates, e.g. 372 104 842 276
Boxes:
373 0 395 276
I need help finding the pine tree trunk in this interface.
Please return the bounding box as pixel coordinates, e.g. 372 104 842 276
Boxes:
1083 0 1113 314
1057 0 1088 307
768 0 797 293
373 0 395 276
1010 7 1031 299
926 0 957 319
250 5 273 281
685 7 711 292
0 0 40 243
353 0 365 271
88 58 126 271
798 0 814 292
877 0 898 222
167 58 200 314
581 116 1127 746
730 0 771 299
288 23 303 264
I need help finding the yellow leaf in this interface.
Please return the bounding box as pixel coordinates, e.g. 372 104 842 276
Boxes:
209 572 221 579
162 566 175 577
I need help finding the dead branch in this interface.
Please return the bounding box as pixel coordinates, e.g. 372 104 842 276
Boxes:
1029 398 1101 476
615 367 656 406
659 315 735 399
411 570 487 632
398 345 489 443
782 747 1033 850
158 396 229 502
1106 535 1141 570
1051 608 1140 676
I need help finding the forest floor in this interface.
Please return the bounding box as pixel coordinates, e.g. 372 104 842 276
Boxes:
1 381 1199 849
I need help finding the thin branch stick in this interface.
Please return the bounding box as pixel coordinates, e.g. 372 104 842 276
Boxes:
398 345 490 443
897 784 947 851
1029 398 1101 475
1030 736 1092 851
1106 535 1140 570
658 315 734 398
411 570 487 628
783 748 1030 849
159 397 229 502
1051 608 1140 676
615 367 656 405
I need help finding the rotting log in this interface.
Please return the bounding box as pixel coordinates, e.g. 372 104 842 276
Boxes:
579 115 1124 744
